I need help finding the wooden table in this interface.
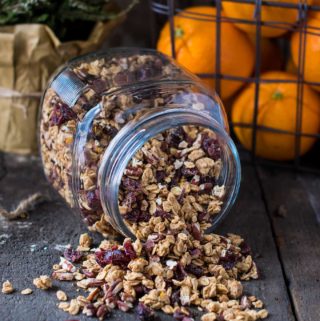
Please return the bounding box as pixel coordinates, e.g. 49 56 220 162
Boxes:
0 153 319 321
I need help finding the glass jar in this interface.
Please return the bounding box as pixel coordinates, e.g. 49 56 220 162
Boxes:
40 48 241 239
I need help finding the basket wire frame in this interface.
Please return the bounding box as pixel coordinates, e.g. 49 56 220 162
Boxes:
149 0 320 174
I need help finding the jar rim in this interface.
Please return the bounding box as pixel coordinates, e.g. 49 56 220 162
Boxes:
98 107 241 238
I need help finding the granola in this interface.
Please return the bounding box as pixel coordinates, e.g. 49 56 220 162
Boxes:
119 125 224 239
48 232 267 321
33 275 53 290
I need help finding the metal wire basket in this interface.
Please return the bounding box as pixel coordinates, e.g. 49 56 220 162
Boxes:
149 0 320 174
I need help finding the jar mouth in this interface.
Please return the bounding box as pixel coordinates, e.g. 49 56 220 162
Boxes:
98 108 241 238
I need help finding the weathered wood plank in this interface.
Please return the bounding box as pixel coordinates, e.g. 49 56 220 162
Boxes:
257 167 320 321
218 164 295 321
0 155 295 321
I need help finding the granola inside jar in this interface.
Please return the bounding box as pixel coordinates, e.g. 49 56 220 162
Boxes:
40 48 241 239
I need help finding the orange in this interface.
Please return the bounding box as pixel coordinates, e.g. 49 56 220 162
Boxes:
231 71 320 160
157 6 255 100
291 13 320 92
223 0 313 38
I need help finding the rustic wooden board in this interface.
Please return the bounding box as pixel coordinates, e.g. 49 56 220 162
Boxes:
218 164 295 321
0 155 295 321
257 167 320 321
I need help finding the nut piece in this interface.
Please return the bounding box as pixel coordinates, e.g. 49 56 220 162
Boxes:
33 275 52 290
56 290 68 301
21 288 33 295
68 298 80 315
2 280 14 294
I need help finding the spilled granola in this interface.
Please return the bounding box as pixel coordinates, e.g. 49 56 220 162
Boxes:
50 232 267 321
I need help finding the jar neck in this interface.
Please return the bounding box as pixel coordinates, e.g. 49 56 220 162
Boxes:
97 108 241 238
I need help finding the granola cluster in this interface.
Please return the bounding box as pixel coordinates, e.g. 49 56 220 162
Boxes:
49 233 267 321
119 125 224 239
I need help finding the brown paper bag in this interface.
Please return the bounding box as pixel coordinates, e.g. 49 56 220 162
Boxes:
0 18 123 154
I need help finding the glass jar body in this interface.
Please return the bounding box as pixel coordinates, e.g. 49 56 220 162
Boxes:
39 48 240 238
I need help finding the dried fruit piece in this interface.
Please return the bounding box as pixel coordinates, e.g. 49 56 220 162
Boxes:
64 248 83 263
49 102 77 126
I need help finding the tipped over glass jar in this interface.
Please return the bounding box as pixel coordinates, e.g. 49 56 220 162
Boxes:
40 48 241 240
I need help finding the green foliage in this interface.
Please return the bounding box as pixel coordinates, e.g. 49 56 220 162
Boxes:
0 0 138 39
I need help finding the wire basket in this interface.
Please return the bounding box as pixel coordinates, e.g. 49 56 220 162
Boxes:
149 0 320 174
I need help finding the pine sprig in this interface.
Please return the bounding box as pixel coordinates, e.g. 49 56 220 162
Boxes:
0 0 138 39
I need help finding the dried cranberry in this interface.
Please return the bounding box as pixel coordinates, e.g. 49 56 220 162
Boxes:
181 166 198 179
123 240 136 259
154 209 172 219
95 249 130 267
134 285 148 297
189 248 202 258
166 127 186 148
136 302 155 321
240 242 252 256
198 212 209 223
160 141 169 153
155 170 166 182
185 264 203 278
86 189 101 211
200 175 216 185
218 250 240 270
49 102 77 126
124 209 150 223
121 177 141 191
122 192 138 211
202 135 221 160
82 211 100 226
170 168 182 188
144 239 155 256
171 289 181 305
64 248 83 263
114 71 135 86
174 263 187 281
90 78 107 93
103 125 118 138
177 188 185 204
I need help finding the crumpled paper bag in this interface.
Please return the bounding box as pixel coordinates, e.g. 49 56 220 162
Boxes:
0 18 122 154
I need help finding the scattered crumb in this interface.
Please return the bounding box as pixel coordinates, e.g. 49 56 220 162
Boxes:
56 290 68 301
33 275 52 290
21 288 33 295
2 280 14 294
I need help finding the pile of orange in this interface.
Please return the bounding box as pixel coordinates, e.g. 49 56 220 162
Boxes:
156 4 320 161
